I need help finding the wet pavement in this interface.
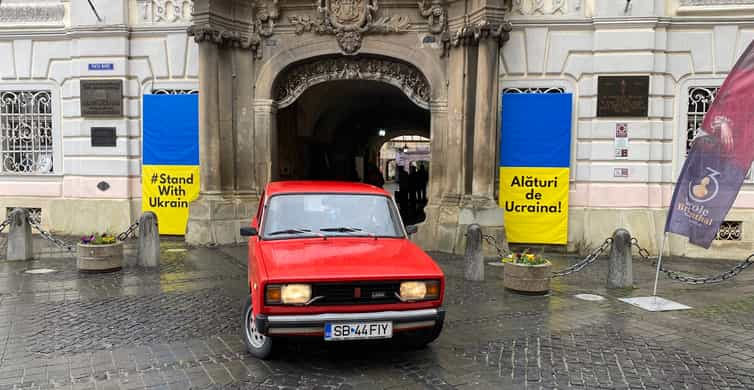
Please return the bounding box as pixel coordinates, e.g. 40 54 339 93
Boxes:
1 238 754 389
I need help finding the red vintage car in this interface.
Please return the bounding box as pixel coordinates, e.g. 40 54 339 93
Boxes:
240 181 445 359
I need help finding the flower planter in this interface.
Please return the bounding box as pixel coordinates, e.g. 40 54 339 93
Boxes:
77 242 123 273
503 261 551 293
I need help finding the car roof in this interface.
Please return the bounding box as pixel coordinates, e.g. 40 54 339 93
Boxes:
265 181 390 196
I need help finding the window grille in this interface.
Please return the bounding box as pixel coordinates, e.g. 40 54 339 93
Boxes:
686 86 754 179
6 207 41 224
151 89 198 95
715 221 742 241
0 91 54 174
502 87 566 94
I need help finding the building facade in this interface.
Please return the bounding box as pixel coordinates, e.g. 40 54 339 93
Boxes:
0 0 198 235
2 0 754 258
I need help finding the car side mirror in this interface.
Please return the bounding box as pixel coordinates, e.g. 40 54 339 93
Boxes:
406 225 418 235
240 227 258 237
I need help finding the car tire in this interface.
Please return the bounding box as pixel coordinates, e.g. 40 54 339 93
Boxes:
242 295 274 359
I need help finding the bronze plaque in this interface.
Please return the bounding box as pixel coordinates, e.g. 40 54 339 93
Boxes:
80 80 123 117
597 76 649 117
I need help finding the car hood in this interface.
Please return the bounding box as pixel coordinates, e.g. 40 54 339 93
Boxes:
259 237 443 282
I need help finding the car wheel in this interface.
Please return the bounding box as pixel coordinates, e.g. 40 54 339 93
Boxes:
243 296 274 359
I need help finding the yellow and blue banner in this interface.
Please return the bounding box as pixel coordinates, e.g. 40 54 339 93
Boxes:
142 95 199 235
499 93 572 244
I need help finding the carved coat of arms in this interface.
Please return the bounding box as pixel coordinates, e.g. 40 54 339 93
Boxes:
290 0 407 55
321 0 374 31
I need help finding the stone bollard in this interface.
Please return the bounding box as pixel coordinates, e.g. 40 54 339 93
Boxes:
137 211 160 267
7 208 32 261
464 224 484 281
607 228 633 288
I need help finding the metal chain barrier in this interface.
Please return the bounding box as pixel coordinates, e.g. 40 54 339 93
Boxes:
117 221 139 241
0 215 10 255
480 233 613 278
26 216 75 252
632 238 754 284
551 237 613 278
482 234 510 258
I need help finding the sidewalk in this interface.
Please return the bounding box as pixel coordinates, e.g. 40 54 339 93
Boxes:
0 238 753 389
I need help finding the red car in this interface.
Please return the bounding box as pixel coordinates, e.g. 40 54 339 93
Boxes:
240 181 445 359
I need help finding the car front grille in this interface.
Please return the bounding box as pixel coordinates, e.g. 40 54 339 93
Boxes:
311 281 402 305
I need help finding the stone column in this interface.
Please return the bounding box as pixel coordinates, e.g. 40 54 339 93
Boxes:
253 99 278 187
218 48 236 192
443 44 469 203
234 50 256 195
428 100 448 204
471 37 500 204
198 40 221 195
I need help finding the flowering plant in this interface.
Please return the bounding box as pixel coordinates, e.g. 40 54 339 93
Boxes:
80 233 117 245
503 249 549 265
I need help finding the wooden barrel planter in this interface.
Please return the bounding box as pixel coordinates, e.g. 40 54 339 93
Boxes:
503 261 551 293
77 242 123 272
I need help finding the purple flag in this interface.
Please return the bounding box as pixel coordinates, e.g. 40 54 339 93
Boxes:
665 41 754 248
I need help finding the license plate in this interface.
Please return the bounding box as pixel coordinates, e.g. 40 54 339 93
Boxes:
324 321 392 341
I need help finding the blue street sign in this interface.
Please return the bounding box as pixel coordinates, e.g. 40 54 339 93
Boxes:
88 63 114 71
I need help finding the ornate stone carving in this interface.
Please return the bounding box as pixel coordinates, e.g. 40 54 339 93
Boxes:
188 0 280 59
511 0 569 15
273 56 430 109
289 0 409 55
0 2 65 24
140 0 193 23
441 19 512 57
417 0 447 34
680 0 754 4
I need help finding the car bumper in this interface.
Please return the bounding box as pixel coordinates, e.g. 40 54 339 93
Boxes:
255 308 445 336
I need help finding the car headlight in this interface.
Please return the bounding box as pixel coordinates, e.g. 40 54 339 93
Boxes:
399 280 440 301
265 284 312 305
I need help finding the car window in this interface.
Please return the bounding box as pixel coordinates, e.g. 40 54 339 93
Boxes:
261 194 404 239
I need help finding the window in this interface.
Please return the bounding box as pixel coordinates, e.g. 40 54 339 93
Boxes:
716 221 742 241
685 86 754 179
151 89 197 95
0 90 54 174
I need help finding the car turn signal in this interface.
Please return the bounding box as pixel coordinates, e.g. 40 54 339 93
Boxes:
265 285 282 304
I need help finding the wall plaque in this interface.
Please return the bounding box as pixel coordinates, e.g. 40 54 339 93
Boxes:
80 80 123 117
90 127 117 147
597 76 649 117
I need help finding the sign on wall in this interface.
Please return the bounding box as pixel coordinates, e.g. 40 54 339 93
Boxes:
597 76 649 117
80 80 123 117
142 95 199 235
499 93 572 244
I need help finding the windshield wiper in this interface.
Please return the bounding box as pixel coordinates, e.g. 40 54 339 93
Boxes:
268 228 327 239
320 226 376 239
268 228 313 236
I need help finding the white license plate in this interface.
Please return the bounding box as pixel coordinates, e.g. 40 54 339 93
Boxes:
324 321 392 341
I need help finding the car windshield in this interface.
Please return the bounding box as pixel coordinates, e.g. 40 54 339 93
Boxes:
262 194 404 239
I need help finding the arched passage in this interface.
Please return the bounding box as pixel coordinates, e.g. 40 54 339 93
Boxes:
271 55 432 223
273 56 431 178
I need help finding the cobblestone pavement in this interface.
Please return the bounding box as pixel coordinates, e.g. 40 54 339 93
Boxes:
1 238 754 389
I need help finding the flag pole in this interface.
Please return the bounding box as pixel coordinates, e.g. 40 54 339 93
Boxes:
652 232 667 297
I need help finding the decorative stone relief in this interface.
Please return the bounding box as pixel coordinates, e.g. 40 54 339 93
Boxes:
188 0 280 59
442 19 512 57
0 1 65 24
289 0 409 55
417 0 447 34
140 0 193 23
510 0 569 15
273 56 430 109
680 0 754 4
